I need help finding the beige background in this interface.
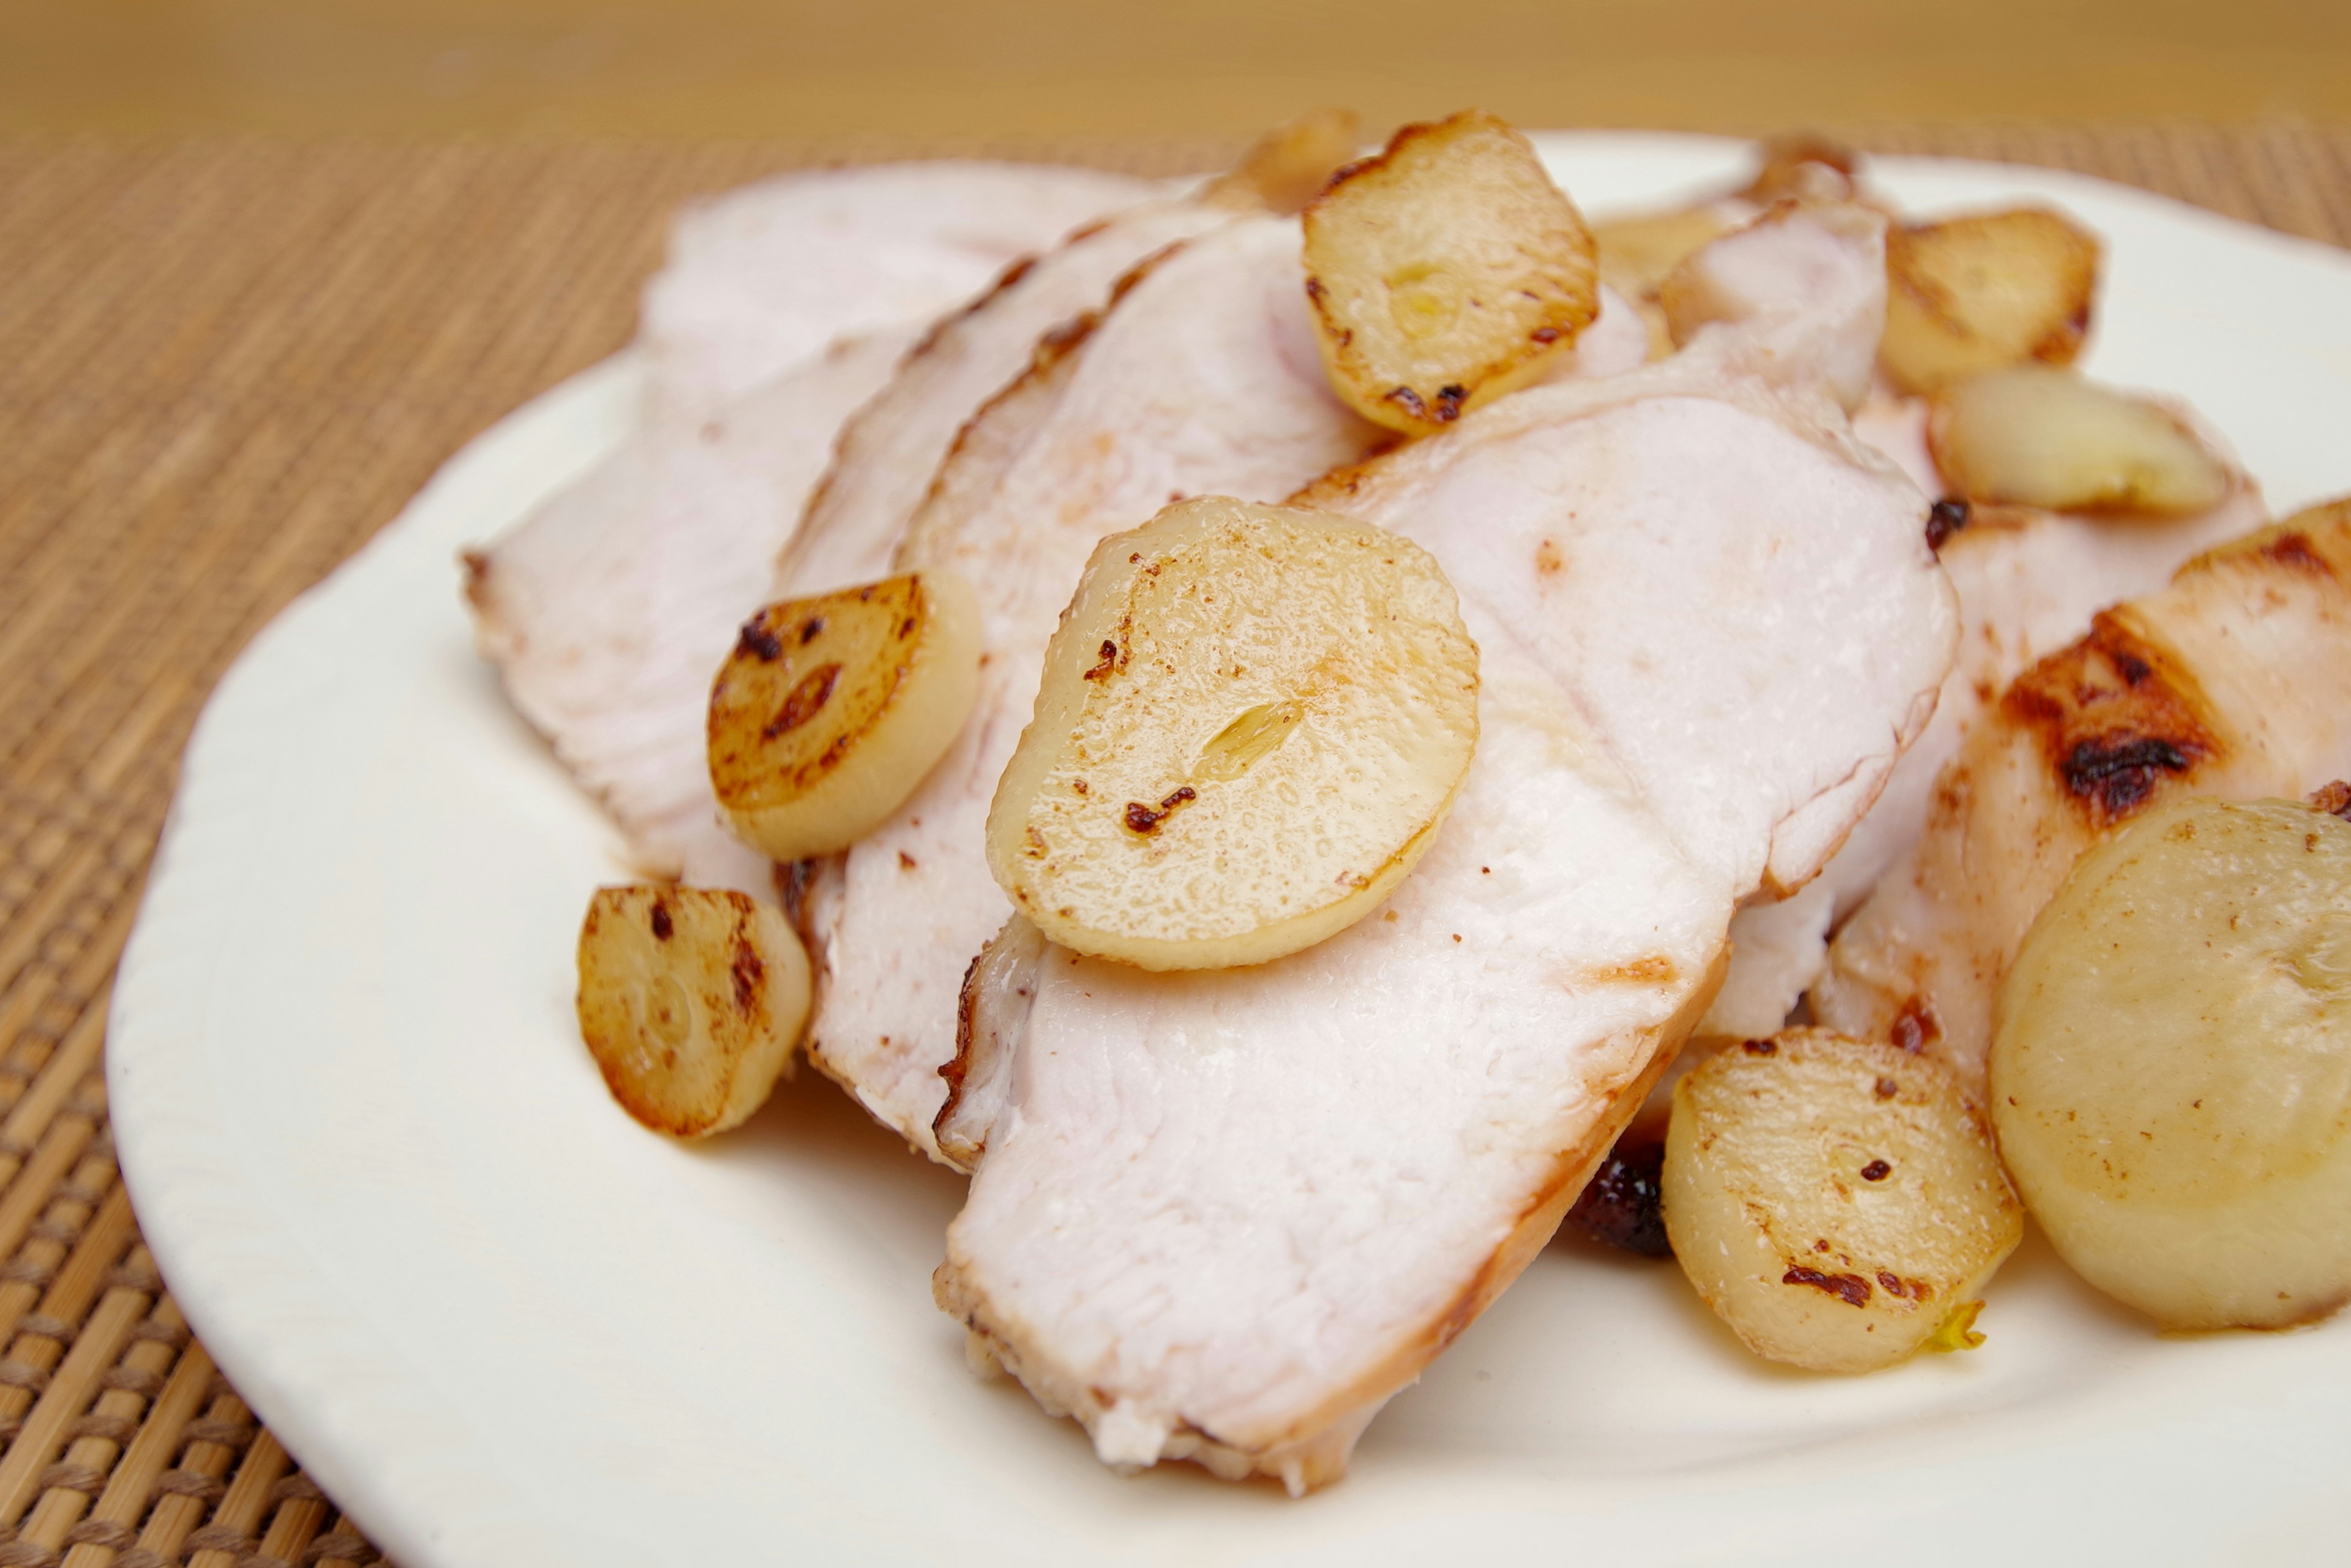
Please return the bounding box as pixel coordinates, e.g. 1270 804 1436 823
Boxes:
9 0 2351 140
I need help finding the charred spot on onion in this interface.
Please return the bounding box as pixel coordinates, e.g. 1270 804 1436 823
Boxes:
710 571 981 864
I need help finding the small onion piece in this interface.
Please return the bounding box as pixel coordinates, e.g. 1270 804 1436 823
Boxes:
1201 106 1364 216
1302 108 1600 435
986 496 1479 971
1928 365 2231 516
1664 1030 2022 1373
1880 208 2101 394
576 885 811 1138
1992 795 2351 1330
708 571 980 863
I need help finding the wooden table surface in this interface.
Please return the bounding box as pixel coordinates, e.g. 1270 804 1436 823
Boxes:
7 0 2351 140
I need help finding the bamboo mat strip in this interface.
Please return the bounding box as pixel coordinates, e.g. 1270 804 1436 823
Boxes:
0 122 2344 1564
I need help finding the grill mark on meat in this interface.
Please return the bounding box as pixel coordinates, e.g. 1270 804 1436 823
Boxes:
2000 610 2219 827
905 309 1110 534
1588 954 1678 985
2061 736 2198 814
2259 530 2334 577
936 949 987 1138
896 241 1210 566
2181 507 2351 582
782 207 1204 595
1281 433 1411 510
933 917 1051 1168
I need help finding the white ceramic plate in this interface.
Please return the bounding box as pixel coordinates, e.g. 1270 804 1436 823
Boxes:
110 133 2351 1567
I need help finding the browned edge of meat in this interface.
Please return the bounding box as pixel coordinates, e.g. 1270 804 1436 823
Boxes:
779 248 1049 584
888 238 1199 575
1824 495 2351 1062
2180 503 2351 581
789 236 1232 1153
1997 606 2227 829
931 944 1728 1491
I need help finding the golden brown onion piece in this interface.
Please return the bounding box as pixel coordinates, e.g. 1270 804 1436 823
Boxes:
576 885 811 1138
1303 108 1600 435
1665 1030 2022 1372
708 571 980 863
986 497 1479 971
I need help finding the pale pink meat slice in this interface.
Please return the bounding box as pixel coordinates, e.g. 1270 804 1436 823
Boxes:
1814 503 2351 1089
1703 416 2266 1035
465 329 915 893
795 238 1652 1157
1660 200 1887 410
935 336 1957 1491
793 216 1385 1152
465 169 1174 890
777 197 1235 598
642 162 1153 425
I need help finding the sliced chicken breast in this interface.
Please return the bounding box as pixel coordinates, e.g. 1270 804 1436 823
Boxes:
935 333 1957 1491
778 197 1237 598
468 174 1184 891
1814 500 2351 1088
793 216 1386 1152
795 236 1654 1157
1704 481 2267 1037
1659 199 1887 412
643 162 1153 424
464 328 917 893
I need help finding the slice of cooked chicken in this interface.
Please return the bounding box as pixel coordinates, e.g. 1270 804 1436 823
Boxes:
642 162 1153 425
934 335 1956 1491
792 216 1385 1153
776 198 1235 598
795 242 1652 1158
465 328 917 893
781 96 1376 594
1659 200 1887 411
469 182 1213 893
1813 500 2351 1089
1704 480 2267 1037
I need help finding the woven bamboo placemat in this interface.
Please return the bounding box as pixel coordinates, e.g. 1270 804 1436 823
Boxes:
0 122 2345 1566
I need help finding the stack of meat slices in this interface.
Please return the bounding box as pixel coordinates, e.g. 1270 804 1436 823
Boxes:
462 129 2293 1492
